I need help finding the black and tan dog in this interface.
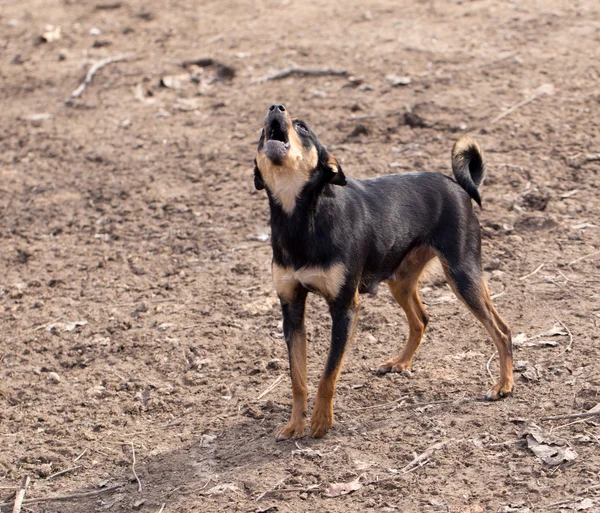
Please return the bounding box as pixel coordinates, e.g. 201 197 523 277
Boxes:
253 104 513 440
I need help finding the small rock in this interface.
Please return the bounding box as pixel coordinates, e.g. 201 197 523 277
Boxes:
47 372 61 384
132 499 145 510
386 74 412 87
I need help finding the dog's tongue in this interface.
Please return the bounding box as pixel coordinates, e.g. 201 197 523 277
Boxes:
264 140 290 164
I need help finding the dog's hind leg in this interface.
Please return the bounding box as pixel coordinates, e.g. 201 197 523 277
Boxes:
311 290 360 438
377 246 435 375
442 261 513 400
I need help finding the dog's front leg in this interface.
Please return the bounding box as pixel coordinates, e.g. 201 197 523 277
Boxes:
311 291 360 438
276 287 309 441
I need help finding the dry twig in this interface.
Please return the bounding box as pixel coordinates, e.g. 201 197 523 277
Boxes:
257 374 284 400
519 263 545 280
338 396 408 412
541 411 600 422
130 442 143 493
73 448 88 462
490 83 554 124
66 54 133 102
251 67 348 84
0 485 123 511
47 466 82 480
11 476 29 513
400 439 455 473
486 351 497 384
554 317 574 355
568 249 600 266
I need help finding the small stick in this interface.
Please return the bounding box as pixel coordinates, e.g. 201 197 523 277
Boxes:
568 249 600 266
519 263 545 280
33 316 64 331
338 396 408 412
73 448 88 462
541 410 600 421
554 317 573 355
486 351 497 384
156 504 166 513
400 439 455 473
490 83 554 124
47 466 82 480
130 442 142 493
257 375 284 400
11 476 29 513
66 54 132 102
363 439 456 487
0 484 123 509
251 67 348 84
232 243 265 253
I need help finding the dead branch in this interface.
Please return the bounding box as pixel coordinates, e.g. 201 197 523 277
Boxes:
11 476 29 513
0 485 123 511
554 317 574 355
519 263 545 280
400 439 455 473
486 351 497 384
66 54 133 102
130 442 143 493
47 466 82 480
362 439 457 487
568 248 600 266
338 396 408 413
251 67 348 84
490 83 554 124
73 448 88 462
257 374 284 400
541 410 600 422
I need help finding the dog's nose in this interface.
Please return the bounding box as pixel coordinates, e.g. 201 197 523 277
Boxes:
269 104 286 113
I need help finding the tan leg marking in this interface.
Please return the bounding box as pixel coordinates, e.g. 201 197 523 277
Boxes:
311 290 359 438
377 246 435 375
277 328 307 440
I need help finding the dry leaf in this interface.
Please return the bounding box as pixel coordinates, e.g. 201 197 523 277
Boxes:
324 477 362 498
521 424 578 466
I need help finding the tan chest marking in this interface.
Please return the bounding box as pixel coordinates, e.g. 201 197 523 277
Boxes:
256 130 318 215
273 262 347 301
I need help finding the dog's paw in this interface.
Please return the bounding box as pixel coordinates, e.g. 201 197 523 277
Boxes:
276 420 306 441
310 404 333 438
376 358 412 376
485 381 513 401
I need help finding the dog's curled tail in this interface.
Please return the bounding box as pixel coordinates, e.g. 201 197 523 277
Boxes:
451 136 486 207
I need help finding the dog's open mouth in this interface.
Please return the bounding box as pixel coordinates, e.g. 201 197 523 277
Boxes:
264 118 290 164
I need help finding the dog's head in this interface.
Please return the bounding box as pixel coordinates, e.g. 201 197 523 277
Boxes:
254 104 345 214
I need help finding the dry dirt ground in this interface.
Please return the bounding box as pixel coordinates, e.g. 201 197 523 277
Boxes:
1 0 600 511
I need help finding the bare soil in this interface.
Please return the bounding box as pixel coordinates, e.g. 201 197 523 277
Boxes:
1 0 600 512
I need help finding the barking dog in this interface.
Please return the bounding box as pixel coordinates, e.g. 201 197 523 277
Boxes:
253 104 513 440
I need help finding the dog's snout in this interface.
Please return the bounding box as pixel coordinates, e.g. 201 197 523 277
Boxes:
269 104 286 113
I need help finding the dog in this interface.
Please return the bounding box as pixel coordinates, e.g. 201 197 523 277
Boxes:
253 104 513 440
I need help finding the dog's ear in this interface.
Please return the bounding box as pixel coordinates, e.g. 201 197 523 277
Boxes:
253 160 265 190
327 155 346 186
319 151 346 186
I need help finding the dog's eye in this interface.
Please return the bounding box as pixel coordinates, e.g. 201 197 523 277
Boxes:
295 123 308 133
